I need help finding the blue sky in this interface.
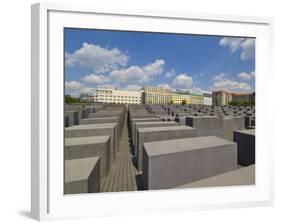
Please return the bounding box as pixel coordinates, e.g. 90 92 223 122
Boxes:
64 28 255 96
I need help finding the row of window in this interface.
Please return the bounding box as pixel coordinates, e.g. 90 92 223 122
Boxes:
97 95 140 99
97 98 140 102
95 99 140 104
172 97 191 100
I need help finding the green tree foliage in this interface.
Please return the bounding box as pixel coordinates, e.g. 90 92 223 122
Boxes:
65 95 81 104
229 99 255 106
181 100 187 105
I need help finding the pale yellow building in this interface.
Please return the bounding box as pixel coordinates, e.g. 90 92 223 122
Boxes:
190 92 204 105
171 92 191 104
144 86 172 104
95 88 143 104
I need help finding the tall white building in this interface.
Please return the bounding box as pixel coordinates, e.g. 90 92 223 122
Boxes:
95 88 143 104
203 92 212 106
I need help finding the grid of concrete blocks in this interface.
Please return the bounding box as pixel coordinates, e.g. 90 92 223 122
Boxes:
64 103 255 194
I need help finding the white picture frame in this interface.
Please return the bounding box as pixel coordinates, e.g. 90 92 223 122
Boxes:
31 2 274 221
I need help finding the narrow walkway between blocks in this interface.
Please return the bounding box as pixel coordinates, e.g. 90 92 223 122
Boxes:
100 109 138 192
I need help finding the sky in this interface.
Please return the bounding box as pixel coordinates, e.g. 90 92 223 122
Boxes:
64 28 255 97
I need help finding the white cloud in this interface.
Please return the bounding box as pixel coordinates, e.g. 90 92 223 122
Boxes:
65 81 97 96
240 39 255 60
212 73 252 92
97 84 119 89
165 69 176 78
65 42 128 73
110 66 149 84
172 74 193 89
213 73 227 81
65 81 83 90
143 59 165 75
191 86 209 93
157 83 171 89
219 37 255 60
109 59 165 85
78 59 165 91
237 71 255 80
65 81 85 96
79 87 96 95
219 38 245 52
125 84 143 91
81 74 110 85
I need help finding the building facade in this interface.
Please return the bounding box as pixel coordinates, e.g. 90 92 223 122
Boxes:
203 92 212 106
190 91 204 105
212 90 255 106
212 90 232 106
232 92 255 103
171 90 191 104
143 86 172 104
95 88 143 104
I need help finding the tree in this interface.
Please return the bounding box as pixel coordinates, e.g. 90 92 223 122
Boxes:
229 100 255 107
181 100 187 105
229 101 238 106
65 95 81 104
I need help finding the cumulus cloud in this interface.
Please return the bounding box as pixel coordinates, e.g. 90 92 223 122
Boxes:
219 37 255 60
172 74 193 89
65 42 128 73
237 71 255 81
240 39 255 60
65 81 83 90
125 84 143 91
219 38 245 52
79 87 96 95
157 83 171 89
212 73 252 92
65 81 97 97
81 74 110 85
191 86 209 93
213 73 227 81
165 69 176 78
109 59 165 85
97 84 118 89
143 59 165 75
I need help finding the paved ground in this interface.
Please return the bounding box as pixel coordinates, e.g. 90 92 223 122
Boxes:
101 110 138 192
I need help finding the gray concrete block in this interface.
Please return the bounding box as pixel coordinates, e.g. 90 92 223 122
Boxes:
133 121 178 146
88 111 122 118
186 116 223 137
65 116 70 127
142 136 237 190
80 117 119 125
175 116 186 125
129 118 160 137
130 113 157 119
234 129 255 166
176 165 255 188
88 111 125 128
137 126 197 172
80 117 121 141
65 106 87 119
65 136 111 178
245 116 255 128
222 116 245 140
64 157 100 194
65 111 79 126
65 123 117 163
